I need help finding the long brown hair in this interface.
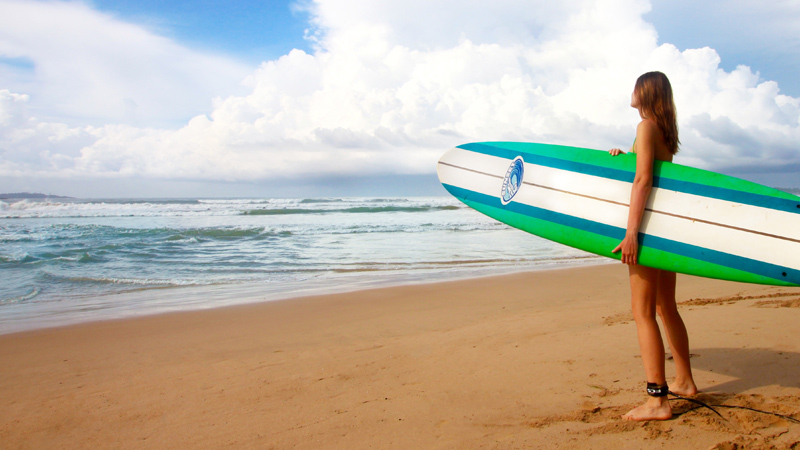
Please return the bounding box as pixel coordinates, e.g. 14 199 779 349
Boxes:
634 71 680 154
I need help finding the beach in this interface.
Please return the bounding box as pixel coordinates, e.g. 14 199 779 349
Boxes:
3 263 800 449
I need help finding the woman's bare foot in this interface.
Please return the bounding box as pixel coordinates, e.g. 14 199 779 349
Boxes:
622 396 672 421
668 379 698 397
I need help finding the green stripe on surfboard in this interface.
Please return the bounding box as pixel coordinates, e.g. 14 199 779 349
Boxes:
478 142 800 201
464 198 795 286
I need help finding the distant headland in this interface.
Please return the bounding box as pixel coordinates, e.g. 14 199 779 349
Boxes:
0 192 73 199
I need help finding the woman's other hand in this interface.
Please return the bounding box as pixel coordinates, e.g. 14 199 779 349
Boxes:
609 148 625 156
612 233 639 265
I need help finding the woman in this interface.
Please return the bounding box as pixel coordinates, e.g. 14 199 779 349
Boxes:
609 71 697 421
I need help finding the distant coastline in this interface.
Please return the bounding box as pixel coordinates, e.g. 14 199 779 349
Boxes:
0 192 73 200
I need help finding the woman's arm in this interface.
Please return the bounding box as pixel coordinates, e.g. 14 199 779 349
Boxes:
613 120 657 265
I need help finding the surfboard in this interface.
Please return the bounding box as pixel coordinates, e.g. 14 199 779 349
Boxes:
437 142 800 287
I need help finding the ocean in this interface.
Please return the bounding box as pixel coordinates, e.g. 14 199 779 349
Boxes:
0 196 605 334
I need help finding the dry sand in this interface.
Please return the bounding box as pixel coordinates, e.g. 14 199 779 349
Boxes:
2 264 800 449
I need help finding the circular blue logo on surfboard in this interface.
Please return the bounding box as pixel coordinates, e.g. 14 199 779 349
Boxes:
501 156 525 205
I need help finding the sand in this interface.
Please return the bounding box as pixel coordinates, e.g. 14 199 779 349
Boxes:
2 263 800 449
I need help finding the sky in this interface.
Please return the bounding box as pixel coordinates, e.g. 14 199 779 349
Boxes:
1 0 799 198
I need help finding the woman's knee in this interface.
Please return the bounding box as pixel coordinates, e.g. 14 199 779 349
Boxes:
631 300 658 323
656 302 675 318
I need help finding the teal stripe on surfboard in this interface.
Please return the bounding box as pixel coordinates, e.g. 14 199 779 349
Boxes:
445 183 800 287
458 142 800 213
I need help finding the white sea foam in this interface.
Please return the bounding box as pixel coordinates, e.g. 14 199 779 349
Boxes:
0 287 41 304
0 196 460 219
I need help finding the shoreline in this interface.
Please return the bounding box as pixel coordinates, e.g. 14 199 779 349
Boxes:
3 264 800 449
0 257 609 336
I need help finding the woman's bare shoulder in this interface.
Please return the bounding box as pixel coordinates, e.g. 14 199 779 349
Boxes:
635 119 662 145
636 118 659 134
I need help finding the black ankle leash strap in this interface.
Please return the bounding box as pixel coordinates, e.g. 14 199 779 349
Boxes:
646 382 669 397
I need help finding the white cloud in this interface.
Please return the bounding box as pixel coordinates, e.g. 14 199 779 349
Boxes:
0 0 250 126
1 0 799 189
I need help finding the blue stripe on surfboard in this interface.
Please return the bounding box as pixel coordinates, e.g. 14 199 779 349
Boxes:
443 183 800 285
457 143 800 214
458 142 635 183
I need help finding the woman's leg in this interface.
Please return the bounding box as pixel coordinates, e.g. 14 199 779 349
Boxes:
655 270 697 396
622 264 672 421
